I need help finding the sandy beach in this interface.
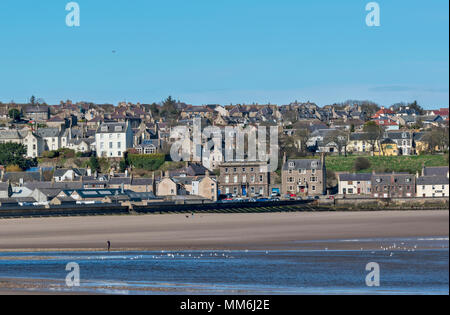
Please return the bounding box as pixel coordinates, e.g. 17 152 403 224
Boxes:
0 210 448 252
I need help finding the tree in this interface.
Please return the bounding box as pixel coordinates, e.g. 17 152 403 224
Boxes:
89 156 100 171
422 127 449 154
324 129 349 156
30 95 36 105
354 157 371 171
8 108 21 121
363 122 383 156
0 143 36 170
408 100 425 115
160 96 180 121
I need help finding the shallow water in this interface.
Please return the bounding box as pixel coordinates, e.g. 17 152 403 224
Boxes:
0 237 448 295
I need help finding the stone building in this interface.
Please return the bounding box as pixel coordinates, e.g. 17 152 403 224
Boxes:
218 161 270 197
371 173 416 198
281 154 327 197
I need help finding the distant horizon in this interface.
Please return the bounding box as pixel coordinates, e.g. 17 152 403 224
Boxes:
0 96 447 110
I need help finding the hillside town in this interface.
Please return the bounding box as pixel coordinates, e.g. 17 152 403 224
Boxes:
0 97 448 207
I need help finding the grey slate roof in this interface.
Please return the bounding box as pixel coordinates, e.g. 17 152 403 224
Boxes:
417 176 449 186
2 172 42 183
423 167 449 177
283 159 323 171
339 173 372 182
35 128 61 138
96 122 127 134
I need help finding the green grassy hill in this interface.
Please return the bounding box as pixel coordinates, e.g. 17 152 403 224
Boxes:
325 154 448 174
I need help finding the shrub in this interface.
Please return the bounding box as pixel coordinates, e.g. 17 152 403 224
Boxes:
42 151 59 159
5 164 23 172
354 157 371 171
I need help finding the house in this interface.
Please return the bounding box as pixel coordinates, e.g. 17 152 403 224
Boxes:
338 173 372 196
46 116 67 129
35 128 63 152
374 138 398 156
53 168 89 182
347 133 373 153
371 173 415 198
218 161 270 197
0 129 45 158
385 131 413 155
372 107 395 119
95 122 133 158
281 155 327 197
373 118 399 131
157 172 178 197
135 139 161 154
416 166 449 198
23 105 49 121
191 171 218 201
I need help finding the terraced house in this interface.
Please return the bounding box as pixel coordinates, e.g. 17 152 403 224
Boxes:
371 173 416 198
218 161 270 197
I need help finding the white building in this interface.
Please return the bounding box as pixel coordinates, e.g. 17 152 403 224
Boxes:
95 122 133 158
416 167 449 198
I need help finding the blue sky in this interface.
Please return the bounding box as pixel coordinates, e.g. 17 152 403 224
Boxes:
0 0 448 108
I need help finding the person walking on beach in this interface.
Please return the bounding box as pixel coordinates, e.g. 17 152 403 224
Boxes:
107 240 111 252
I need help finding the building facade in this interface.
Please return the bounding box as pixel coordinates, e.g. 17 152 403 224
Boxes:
338 173 372 196
218 161 270 197
372 173 416 198
95 122 133 158
281 155 326 196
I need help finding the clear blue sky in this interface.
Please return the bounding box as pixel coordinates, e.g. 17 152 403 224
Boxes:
0 0 448 108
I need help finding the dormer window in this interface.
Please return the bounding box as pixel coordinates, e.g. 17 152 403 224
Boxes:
115 126 123 132
101 126 107 132
311 161 318 168
288 162 295 168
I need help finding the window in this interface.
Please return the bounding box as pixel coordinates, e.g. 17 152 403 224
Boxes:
109 142 113 149
225 176 229 184
234 176 238 183
259 175 263 182
118 142 121 149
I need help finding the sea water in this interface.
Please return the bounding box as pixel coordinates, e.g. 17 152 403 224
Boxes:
0 237 448 295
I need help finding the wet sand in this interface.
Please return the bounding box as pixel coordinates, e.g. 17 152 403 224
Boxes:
0 210 448 252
